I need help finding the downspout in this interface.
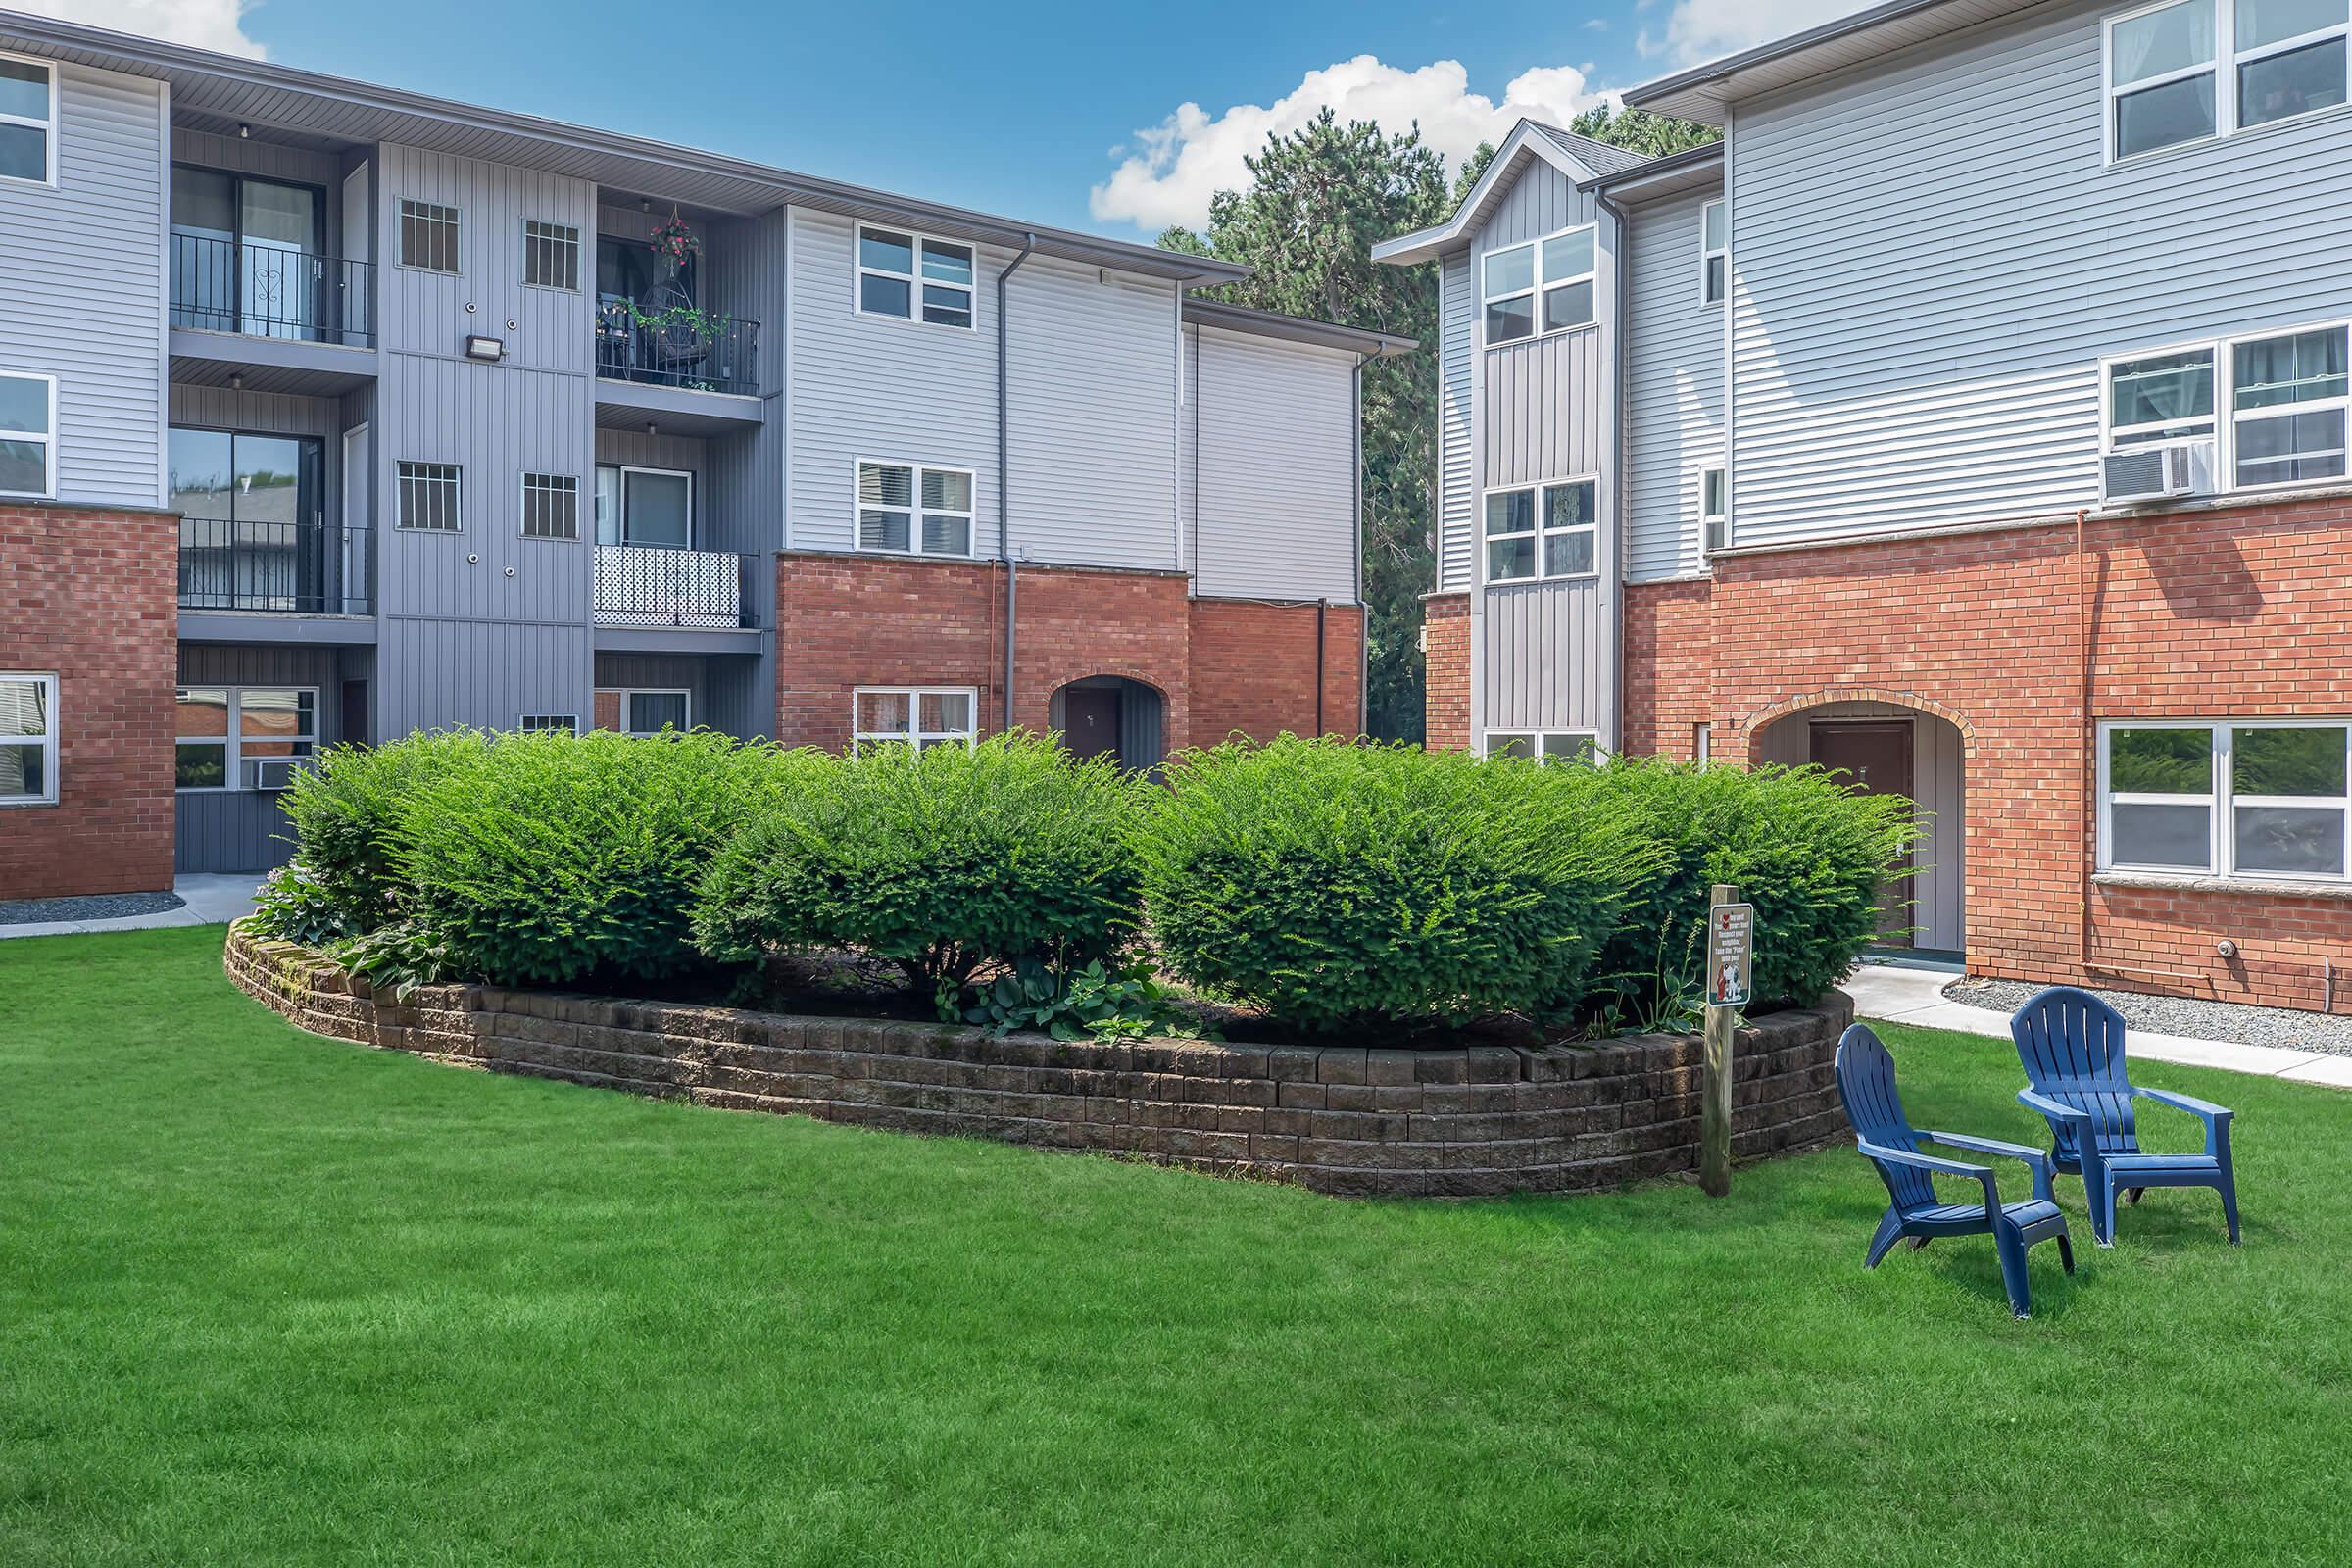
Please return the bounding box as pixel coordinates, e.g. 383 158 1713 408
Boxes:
1315 596 1329 736
1353 347 1371 738
1593 187 1633 761
997 232 1037 733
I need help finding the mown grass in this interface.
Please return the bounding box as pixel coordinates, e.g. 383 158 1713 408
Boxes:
2 926 2347 1566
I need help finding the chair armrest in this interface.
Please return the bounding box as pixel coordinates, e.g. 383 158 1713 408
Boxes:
2132 1085 2234 1156
2017 1087 2093 1129
1857 1140 2001 1213
1927 1130 2056 1202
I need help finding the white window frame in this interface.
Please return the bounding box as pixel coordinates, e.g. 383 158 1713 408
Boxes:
1480 729 1605 766
0 670 59 807
397 198 462 274
174 685 319 794
0 368 56 500
2103 0 2352 164
854 224 977 330
1695 721 1714 765
852 686 981 754
2100 316 2351 494
1481 475 1599 585
520 219 581 292
517 713 581 734
615 688 692 738
1699 199 1727 306
0 50 57 190
1700 466 1728 555
854 457 977 558
396 460 463 531
1481 222 1598 350
594 463 695 548
2100 718 2352 882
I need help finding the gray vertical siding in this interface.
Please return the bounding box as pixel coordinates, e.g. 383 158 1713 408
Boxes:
1436 252 1474 593
1482 327 1603 487
1479 579 1606 732
174 642 349 872
1730 0 2352 548
0 60 167 506
1624 185 1722 583
594 652 710 721
1186 324 1358 603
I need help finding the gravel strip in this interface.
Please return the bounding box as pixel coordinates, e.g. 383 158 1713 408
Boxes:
1945 977 2352 1058
0 891 186 928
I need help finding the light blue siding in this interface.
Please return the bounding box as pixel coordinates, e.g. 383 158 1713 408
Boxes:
1624 185 1723 583
1482 579 1607 733
0 60 167 506
1436 253 1474 592
1729 0 2352 548
1186 324 1358 603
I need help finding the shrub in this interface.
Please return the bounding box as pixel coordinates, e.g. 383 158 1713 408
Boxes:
1589 759 1919 1016
276 730 491 931
693 734 1147 993
392 728 813 987
1132 737 1662 1030
244 861 354 948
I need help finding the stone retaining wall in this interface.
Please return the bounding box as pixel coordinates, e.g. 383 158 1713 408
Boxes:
226 925 1854 1198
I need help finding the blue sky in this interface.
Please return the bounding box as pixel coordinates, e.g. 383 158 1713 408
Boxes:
29 0 1851 234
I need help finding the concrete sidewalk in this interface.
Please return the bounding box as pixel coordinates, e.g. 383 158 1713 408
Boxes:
0 874 262 941
1844 963 2352 1091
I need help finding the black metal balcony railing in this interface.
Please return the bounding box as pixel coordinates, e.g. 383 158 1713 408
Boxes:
179 519 373 614
170 233 375 348
595 302 759 395
594 544 755 628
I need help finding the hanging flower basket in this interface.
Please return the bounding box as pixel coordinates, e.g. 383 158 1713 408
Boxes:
650 215 701 268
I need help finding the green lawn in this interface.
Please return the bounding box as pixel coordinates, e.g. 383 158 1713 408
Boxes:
3 928 2349 1567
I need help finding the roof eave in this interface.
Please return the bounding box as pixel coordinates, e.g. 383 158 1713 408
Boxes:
1183 298 1417 357
1623 0 1982 122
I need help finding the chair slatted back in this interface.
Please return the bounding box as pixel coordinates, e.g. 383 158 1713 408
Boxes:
2009 986 2139 1158
1835 1025 1937 1211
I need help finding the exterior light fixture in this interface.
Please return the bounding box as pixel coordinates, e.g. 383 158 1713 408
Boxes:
237 122 251 139
465 334 506 362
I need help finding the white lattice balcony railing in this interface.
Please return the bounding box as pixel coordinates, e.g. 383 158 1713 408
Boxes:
593 544 752 628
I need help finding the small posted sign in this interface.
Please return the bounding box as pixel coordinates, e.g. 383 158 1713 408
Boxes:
1707 902 1754 1009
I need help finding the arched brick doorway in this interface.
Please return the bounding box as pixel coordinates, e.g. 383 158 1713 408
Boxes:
1049 675 1165 772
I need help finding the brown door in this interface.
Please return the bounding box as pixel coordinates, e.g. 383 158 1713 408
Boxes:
1063 688 1121 762
1812 721 1915 946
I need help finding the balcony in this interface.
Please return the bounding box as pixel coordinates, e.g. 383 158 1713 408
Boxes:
594 544 757 632
170 234 374 348
179 519 373 616
595 303 760 397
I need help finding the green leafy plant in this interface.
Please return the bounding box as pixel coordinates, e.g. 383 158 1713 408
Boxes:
276 730 492 934
626 300 734 346
695 734 1147 991
956 957 1211 1042
244 861 353 948
329 919 455 1001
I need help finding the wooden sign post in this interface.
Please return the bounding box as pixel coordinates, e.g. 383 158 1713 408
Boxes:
1701 885 1753 1199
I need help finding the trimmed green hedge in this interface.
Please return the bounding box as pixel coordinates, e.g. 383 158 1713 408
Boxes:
693 734 1147 991
275 730 492 933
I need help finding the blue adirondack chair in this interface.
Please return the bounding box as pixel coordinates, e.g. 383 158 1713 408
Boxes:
1835 1023 2074 1318
2008 986 2240 1248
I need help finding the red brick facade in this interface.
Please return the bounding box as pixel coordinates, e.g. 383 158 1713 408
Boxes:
774 552 1361 754
1422 592 1470 752
0 503 177 901
1617 494 2352 1007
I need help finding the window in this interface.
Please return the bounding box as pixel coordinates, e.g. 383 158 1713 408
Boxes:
1483 477 1596 582
0 54 54 186
175 686 318 792
2105 346 2218 448
0 370 54 499
853 687 978 753
2103 720 2352 879
1700 200 1727 305
1694 721 1714 765
2105 0 2349 159
171 427 325 610
397 461 462 531
520 472 581 540
1482 223 1597 347
2232 324 2348 486
857 226 976 327
0 672 57 805
522 220 580 290
1701 467 1728 554
857 461 974 556
517 713 580 735
1483 730 1602 766
594 464 693 547
398 199 460 272
622 689 691 737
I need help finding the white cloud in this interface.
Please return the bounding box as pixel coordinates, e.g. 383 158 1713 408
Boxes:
1640 0 1875 66
1089 55 1606 232
14 0 266 59
1585 18 1609 29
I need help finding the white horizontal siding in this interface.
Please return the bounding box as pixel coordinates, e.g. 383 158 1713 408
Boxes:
1188 325 1356 603
1437 252 1473 591
1730 0 2352 547
1625 186 1722 582
0 62 166 506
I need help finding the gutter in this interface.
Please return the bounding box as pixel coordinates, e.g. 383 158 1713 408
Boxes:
998 232 1037 733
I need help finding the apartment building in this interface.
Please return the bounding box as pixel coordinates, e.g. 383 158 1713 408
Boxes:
0 11 1404 902
1381 0 2352 1008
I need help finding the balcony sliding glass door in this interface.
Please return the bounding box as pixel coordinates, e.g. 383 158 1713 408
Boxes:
171 167 326 342
172 427 328 612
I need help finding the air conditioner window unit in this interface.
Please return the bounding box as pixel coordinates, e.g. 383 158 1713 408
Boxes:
251 757 310 792
2102 438 2215 504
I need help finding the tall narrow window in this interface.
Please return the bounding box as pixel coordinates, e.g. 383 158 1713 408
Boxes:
1701 467 1728 554
1700 200 1727 305
522 220 580 290
397 461 462 531
520 472 581 540
2232 325 2349 486
0 370 54 499
1482 223 1597 347
0 55 54 186
399 199 460 273
1484 478 1596 582
0 671 58 805
858 461 974 556
857 226 975 326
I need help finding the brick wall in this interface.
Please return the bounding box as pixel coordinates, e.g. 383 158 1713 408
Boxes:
228 924 1852 1199
1623 578 1716 760
1188 599 1363 744
1423 592 1470 752
0 503 176 901
1629 495 2352 1006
